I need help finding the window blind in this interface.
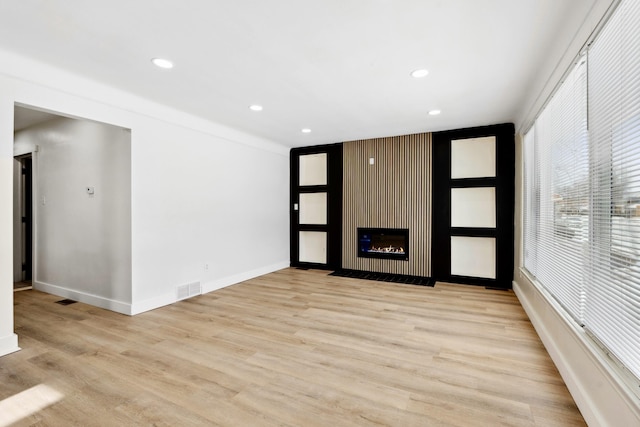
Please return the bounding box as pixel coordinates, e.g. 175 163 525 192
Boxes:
523 128 537 274
586 0 640 379
529 59 589 323
523 0 640 382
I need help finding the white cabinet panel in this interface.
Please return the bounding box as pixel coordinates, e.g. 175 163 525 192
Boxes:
451 136 496 179
299 153 327 186
451 236 496 279
299 231 327 264
299 192 327 225
451 187 496 228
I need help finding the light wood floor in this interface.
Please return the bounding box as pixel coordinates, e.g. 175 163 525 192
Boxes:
1 268 585 426
13 281 32 292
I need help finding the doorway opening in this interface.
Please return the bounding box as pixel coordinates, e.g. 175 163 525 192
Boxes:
12 103 132 309
13 105 59 292
13 154 33 292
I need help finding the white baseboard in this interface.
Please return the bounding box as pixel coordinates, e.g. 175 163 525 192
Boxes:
130 261 289 315
0 333 20 357
513 273 640 427
34 281 131 315
130 290 176 315
202 261 289 294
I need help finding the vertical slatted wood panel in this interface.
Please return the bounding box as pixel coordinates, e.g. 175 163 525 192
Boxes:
342 133 432 276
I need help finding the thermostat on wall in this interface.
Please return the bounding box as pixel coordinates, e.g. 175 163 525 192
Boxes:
86 186 95 195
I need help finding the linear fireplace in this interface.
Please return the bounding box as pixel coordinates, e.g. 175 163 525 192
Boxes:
357 228 409 260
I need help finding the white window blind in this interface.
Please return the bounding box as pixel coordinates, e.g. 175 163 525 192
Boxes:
586 0 640 380
523 0 640 382
523 128 538 274
528 59 589 323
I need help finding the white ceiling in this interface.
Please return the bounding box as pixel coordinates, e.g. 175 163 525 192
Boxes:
1 0 596 148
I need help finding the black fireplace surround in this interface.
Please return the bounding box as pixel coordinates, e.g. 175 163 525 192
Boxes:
357 228 409 260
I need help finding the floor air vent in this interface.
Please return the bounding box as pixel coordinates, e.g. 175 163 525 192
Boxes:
176 281 202 301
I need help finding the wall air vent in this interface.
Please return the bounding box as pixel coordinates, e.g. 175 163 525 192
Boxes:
176 281 202 301
189 281 202 296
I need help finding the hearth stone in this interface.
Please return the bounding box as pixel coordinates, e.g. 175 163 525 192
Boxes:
329 269 434 286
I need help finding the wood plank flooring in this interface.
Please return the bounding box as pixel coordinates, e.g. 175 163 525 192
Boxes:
1 268 585 426
13 281 32 292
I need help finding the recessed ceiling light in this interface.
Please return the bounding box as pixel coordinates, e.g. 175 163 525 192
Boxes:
428 109 441 115
249 105 263 111
151 58 174 69
301 128 312 133
410 69 429 78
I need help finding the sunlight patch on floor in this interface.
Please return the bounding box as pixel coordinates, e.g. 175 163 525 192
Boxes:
0 384 64 426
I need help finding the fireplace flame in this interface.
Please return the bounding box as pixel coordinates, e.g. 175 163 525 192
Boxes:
369 246 405 254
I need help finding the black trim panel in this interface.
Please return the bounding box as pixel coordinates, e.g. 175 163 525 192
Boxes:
290 143 343 270
450 227 497 238
451 177 497 188
432 123 515 289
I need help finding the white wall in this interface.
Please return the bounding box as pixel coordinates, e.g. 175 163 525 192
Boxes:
0 47 289 353
130 116 290 313
14 117 132 309
0 99 19 356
